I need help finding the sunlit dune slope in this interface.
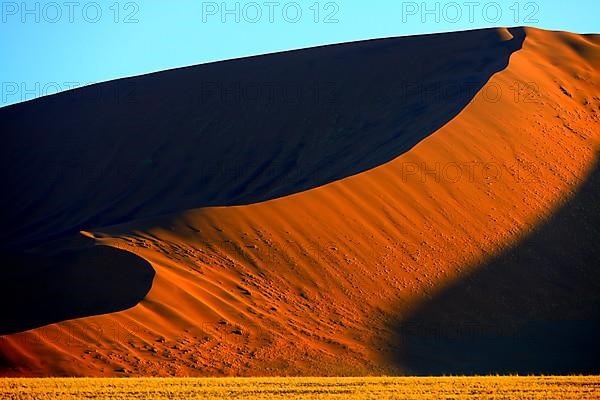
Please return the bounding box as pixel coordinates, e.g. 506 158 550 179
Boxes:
1 27 599 376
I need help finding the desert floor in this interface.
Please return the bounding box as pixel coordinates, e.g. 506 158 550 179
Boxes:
2 376 600 399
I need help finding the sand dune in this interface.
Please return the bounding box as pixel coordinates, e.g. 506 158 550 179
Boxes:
0 28 524 249
0 27 599 377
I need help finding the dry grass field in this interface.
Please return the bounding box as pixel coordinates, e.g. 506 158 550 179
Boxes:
1 376 599 399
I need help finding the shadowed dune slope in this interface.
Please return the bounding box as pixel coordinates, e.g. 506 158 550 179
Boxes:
0 28 524 249
393 154 600 375
1 27 599 377
0 240 155 336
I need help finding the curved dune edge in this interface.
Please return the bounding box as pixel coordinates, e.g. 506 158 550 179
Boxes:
1 27 600 376
0 242 155 336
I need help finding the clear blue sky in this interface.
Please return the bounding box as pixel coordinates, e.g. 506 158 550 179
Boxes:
1 0 598 107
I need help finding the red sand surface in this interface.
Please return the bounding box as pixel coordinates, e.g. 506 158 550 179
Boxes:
0 27 599 376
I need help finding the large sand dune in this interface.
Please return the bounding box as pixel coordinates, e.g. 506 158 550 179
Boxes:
0 27 599 376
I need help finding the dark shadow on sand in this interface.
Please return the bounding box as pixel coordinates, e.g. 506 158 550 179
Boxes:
0 239 155 335
389 155 600 375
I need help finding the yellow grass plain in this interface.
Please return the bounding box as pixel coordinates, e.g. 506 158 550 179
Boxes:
1 376 599 399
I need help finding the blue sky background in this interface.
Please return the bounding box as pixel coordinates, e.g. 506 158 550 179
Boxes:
1 0 599 107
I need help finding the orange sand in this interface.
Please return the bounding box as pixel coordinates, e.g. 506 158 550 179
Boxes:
1 27 599 376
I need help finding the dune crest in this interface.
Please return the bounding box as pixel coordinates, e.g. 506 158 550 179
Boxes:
1 27 599 376
497 27 515 41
